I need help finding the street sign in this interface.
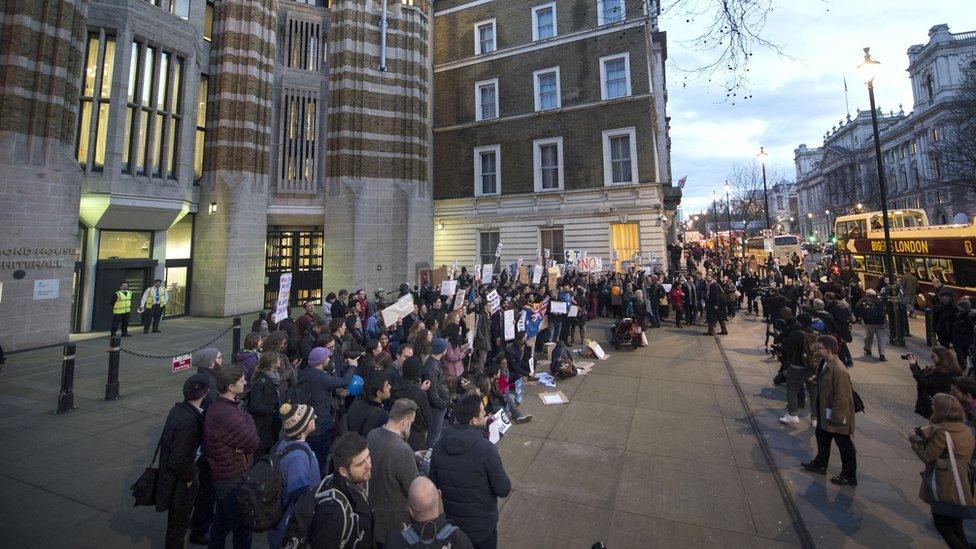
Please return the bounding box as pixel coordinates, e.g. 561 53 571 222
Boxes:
171 354 192 373
761 229 773 238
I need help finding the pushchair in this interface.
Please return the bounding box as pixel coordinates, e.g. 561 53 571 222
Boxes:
610 318 643 350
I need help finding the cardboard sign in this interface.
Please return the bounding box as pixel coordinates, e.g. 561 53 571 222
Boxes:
576 255 603 273
171 354 192 373
486 289 500 314
481 263 494 283
539 391 569 405
274 273 293 323
381 293 415 327
504 309 515 341
532 265 543 284
488 409 512 444
440 280 457 296
453 289 466 311
518 265 530 285
430 266 449 287
568 305 579 317
465 312 476 331
547 267 560 291
587 339 608 360
550 301 567 314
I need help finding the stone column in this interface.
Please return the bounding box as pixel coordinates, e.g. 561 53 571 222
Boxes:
324 0 433 293
0 0 89 351
191 0 277 317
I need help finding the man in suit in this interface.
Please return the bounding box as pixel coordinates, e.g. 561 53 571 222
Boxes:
802 335 858 486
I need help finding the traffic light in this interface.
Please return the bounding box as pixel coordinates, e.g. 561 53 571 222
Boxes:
830 235 837 244
808 235 817 243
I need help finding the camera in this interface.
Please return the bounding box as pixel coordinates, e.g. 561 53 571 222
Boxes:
900 353 913 360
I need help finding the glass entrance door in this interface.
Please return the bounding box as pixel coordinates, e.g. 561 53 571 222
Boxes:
164 266 188 317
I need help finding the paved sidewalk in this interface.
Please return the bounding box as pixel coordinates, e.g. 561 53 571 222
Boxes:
715 312 948 548
0 315 802 548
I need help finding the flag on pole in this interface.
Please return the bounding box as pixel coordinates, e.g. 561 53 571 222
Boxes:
677 175 687 188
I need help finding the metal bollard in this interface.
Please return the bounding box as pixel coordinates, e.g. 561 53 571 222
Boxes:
57 343 76 414
105 335 121 400
231 316 242 365
924 307 935 347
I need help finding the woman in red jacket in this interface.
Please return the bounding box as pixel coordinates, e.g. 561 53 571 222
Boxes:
669 282 686 328
203 364 259 549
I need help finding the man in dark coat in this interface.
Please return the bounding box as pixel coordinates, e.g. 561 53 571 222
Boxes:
187 347 222 544
344 372 391 437
297 346 355 473
429 393 511 549
703 275 728 336
392 356 432 451
156 377 207 549
310 433 374 548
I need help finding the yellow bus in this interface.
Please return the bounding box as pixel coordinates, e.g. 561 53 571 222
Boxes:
834 209 976 294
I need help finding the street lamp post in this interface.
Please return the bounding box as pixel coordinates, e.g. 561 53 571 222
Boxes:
757 147 772 230
858 47 905 346
723 181 734 257
711 191 720 252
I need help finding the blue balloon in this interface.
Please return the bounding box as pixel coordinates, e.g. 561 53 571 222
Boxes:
347 374 364 397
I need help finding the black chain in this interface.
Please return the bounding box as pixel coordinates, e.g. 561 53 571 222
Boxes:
118 325 235 360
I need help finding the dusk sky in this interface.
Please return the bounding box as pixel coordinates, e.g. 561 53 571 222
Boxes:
660 0 976 217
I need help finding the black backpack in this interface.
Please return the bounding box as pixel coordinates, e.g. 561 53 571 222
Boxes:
284 475 363 549
285 378 313 407
400 523 460 548
237 442 311 533
859 298 884 324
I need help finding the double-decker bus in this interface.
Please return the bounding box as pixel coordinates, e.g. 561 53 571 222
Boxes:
745 234 803 265
834 209 976 294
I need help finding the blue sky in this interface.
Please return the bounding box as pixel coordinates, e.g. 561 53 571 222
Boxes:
661 0 976 216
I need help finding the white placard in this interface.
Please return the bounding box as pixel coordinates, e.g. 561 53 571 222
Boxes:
550 301 567 314
451 259 458 280
440 280 457 296
381 293 415 327
517 311 526 332
474 264 482 281
481 263 494 282
568 305 579 317
488 409 512 444
454 289 466 311
532 265 543 284
486 289 500 314
663 283 672 293
504 309 515 341
273 273 292 322
33 279 59 300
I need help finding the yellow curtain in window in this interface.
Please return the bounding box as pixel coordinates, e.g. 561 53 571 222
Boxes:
611 223 638 272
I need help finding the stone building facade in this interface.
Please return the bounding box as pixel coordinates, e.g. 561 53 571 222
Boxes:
795 24 976 240
0 0 678 352
430 0 678 272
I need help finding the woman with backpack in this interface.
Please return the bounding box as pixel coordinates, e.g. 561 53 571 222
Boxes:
246 351 283 456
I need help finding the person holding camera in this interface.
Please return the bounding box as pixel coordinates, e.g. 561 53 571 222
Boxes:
908 347 963 419
909 393 975 549
779 313 817 425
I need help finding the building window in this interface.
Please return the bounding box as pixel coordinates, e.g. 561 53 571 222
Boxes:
285 16 323 71
475 20 495 55
474 145 501 196
598 0 624 25
602 127 637 185
479 231 500 267
123 41 184 178
475 79 498 121
76 32 116 171
932 127 941 142
194 75 208 181
541 227 564 260
600 53 631 100
910 140 917 155
610 223 638 271
98 230 153 259
278 89 318 189
532 3 556 41
534 137 564 192
140 0 189 19
533 67 561 111
925 73 934 99
204 1 214 42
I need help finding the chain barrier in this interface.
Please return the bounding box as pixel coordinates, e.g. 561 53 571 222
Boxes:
118 324 234 360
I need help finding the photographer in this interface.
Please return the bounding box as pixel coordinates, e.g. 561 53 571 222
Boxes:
909 393 975 549
908 348 963 419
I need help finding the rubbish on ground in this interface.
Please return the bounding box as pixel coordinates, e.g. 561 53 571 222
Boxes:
539 391 569 405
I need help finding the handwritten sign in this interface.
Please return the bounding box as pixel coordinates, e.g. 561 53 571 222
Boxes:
481 263 493 283
274 273 292 323
550 301 567 314
532 265 543 284
486 289 500 314
440 280 457 296
504 309 515 341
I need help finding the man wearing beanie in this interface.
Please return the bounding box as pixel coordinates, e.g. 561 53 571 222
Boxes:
393 356 432 451
186 347 222 545
293 346 354 473
425 337 452 449
155 377 207 548
267 403 320 549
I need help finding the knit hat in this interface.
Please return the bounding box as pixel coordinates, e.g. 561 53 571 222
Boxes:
403 356 424 380
183 375 209 401
308 346 332 368
431 337 449 355
953 376 976 397
192 348 220 369
279 403 316 438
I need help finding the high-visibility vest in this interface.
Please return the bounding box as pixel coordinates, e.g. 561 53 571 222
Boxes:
114 290 132 314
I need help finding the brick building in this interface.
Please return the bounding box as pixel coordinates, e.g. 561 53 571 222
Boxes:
430 0 678 272
0 0 677 352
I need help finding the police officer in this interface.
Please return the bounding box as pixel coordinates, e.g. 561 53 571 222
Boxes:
110 282 133 337
139 278 168 334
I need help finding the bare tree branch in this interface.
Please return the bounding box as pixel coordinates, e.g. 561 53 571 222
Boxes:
932 73 976 193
